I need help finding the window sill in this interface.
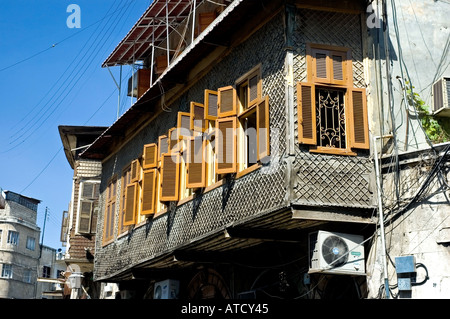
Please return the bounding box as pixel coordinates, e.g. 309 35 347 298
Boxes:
101 238 115 247
309 146 357 156
236 163 261 179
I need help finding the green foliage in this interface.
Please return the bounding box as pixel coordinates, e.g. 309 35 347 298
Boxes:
405 82 450 144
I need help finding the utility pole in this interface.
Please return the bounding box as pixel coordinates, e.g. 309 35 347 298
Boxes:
39 207 48 258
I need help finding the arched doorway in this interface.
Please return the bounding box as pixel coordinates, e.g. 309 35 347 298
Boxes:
187 268 231 299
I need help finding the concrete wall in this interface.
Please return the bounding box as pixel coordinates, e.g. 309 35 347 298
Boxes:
366 144 450 298
366 0 450 152
0 200 40 299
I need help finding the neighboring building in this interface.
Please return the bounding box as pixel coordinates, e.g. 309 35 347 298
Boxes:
0 190 41 299
70 0 449 299
58 125 107 299
36 246 66 299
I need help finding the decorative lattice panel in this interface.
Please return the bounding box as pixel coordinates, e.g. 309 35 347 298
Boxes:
293 150 375 207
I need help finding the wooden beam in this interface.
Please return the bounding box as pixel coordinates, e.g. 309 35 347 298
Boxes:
226 227 303 242
291 206 376 224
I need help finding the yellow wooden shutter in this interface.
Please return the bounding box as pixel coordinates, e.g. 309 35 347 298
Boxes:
124 182 138 226
204 89 218 120
177 112 192 140
141 169 157 215
297 82 317 145
347 88 369 149
312 49 329 82
168 127 180 153
248 72 261 107
218 86 237 117
257 95 270 161
130 159 141 183
158 135 169 160
187 136 206 188
79 201 92 233
190 102 207 133
143 143 158 169
160 153 180 201
216 117 237 174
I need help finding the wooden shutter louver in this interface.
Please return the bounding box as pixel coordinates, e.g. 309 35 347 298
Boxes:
257 96 270 161
143 143 158 169
124 182 138 225
160 153 180 201
178 112 192 139
216 117 237 174
204 89 218 120
190 102 207 132
187 136 206 188
348 88 369 149
248 73 260 107
218 86 237 117
168 127 180 153
130 159 140 183
297 82 317 145
158 135 169 160
79 201 93 233
141 169 157 215
316 53 328 79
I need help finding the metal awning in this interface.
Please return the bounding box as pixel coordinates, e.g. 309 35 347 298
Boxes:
102 0 196 68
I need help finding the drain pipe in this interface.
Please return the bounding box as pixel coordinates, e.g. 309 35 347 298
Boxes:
373 134 392 299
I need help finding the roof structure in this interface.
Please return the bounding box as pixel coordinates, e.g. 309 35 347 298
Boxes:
81 0 266 160
102 0 196 68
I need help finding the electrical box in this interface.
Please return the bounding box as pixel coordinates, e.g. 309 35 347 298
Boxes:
397 277 412 291
395 256 416 274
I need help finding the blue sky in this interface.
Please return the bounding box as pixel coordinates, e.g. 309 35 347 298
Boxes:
0 1 151 250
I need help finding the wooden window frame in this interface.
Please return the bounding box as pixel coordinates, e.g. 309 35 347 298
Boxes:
160 152 181 202
123 182 139 226
190 102 207 133
118 164 132 236
76 180 100 235
168 127 182 153
102 176 117 246
256 95 270 161
215 117 238 175
236 64 262 115
177 111 192 140
186 135 207 189
299 43 369 155
141 168 157 215
158 135 169 161
143 143 158 169
237 107 258 172
204 89 218 121
130 159 141 183
218 86 237 118
306 44 352 86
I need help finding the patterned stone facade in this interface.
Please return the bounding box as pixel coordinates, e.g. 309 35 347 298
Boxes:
93 5 376 282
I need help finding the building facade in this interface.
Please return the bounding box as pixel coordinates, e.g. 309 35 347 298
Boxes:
58 125 107 299
74 0 449 299
0 191 41 299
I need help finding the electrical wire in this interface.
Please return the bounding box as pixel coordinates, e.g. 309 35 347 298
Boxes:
0 1 134 74
4 0 137 154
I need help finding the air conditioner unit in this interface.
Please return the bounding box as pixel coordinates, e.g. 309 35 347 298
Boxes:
432 77 450 117
308 230 365 275
127 68 151 99
153 279 180 299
